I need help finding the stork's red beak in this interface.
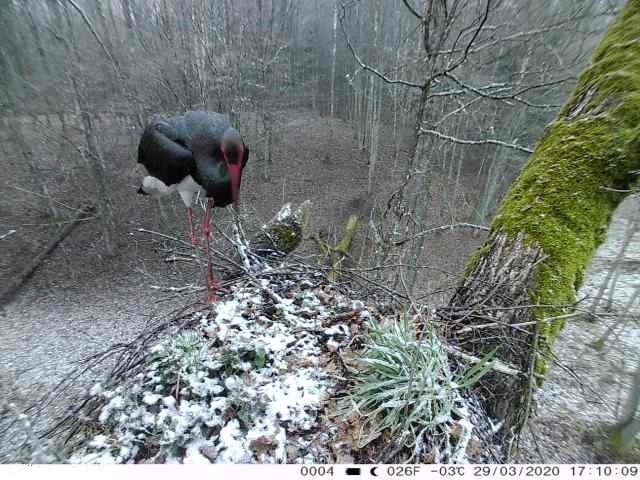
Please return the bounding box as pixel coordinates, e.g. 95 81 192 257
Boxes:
228 163 242 208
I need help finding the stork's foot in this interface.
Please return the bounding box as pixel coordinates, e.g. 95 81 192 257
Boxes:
206 289 218 304
205 279 227 304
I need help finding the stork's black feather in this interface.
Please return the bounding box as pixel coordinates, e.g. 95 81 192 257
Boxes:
137 120 195 186
137 111 249 208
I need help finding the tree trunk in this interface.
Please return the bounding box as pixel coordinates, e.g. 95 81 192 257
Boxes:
329 0 337 117
61 3 116 255
439 0 640 445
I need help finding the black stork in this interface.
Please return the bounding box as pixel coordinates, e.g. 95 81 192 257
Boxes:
137 111 249 303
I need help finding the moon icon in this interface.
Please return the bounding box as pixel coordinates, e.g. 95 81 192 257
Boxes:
370 467 378 477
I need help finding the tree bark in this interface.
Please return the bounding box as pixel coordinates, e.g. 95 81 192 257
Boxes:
439 0 640 445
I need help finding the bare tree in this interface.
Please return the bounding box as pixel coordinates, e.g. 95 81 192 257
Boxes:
339 0 620 298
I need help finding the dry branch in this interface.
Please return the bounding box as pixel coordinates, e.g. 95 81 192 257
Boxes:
392 222 489 246
443 72 570 109
0 205 95 308
338 4 424 90
0 230 17 241
420 128 533 154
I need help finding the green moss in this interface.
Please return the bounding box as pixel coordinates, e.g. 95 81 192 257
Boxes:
561 4 640 121
335 215 360 255
268 222 302 253
486 1 640 379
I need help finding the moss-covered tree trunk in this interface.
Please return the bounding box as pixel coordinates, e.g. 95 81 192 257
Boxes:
440 1 640 444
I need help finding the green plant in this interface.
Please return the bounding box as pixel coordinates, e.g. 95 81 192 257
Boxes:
145 330 208 394
345 316 494 450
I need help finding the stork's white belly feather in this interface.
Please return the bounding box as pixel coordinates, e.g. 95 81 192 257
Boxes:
141 175 202 207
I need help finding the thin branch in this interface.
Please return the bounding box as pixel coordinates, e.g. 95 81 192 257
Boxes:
456 312 581 334
600 186 634 193
436 22 592 56
150 284 203 293
444 0 492 74
0 205 95 307
2 183 86 213
433 96 484 127
393 223 489 246
400 0 423 20
62 0 118 68
428 83 509 98
420 128 534 154
444 73 569 109
339 4 424 90
136 228 191 248
442 344 528 378
0 230 16 241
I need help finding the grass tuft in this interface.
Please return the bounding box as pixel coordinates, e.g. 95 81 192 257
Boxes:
344 316 494 454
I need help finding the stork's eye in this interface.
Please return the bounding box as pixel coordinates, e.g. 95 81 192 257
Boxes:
223 146 240 164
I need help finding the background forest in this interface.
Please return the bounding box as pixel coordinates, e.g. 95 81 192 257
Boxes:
1 0 639 464
0 0 625 298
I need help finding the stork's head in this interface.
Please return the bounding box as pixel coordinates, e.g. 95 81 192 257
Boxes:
220 127 247 209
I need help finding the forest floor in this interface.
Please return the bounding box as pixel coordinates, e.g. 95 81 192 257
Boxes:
0 111 638 463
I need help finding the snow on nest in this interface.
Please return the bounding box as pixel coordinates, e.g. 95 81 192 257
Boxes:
276 204 293 222
69 275 369 464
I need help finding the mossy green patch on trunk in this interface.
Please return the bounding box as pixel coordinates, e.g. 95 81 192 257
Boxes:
485 0 640 378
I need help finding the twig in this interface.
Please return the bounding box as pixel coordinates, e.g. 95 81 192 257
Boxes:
420 128 533 154
231 211 261 272
443 0 493 74
150 285 203 293
2 183 86 213
428 83 509 99
136 228 191 247
456 312 581 333
443 72 567 109
600 186 634 193
0 205 95 307
63 0 118 69
21 217 98 227
400 0 423 20
0 229 16 240
393 223 489 246
339 4 424 90
346 270 410 301
399 269 421 316
442 345 527 378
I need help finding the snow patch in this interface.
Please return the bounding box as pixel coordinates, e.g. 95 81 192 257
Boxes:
70 277 364 464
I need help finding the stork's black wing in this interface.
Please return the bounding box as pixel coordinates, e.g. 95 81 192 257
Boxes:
138 121 195 186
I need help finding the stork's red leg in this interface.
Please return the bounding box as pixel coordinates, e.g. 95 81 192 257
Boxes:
187 207 198 246
202 198 220 303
